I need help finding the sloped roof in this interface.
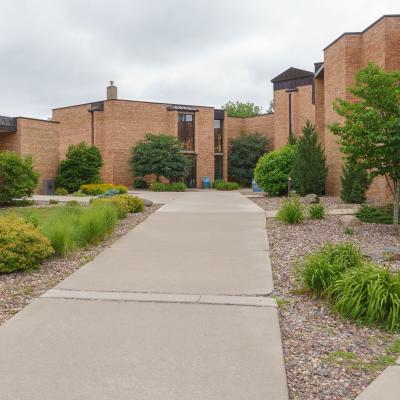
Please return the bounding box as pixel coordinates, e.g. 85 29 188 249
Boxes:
167 105 199 112
0 115 17 132
271 67 314 83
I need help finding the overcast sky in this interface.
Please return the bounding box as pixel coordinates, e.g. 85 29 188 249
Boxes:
1 1 399 119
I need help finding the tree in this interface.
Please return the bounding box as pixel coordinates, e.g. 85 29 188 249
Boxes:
330 63 400 226
340 159 372 203
228 131 269 186
222 101 262 117
291 121 328 196
55 142 103 193
254 145 297 195
130 134 189 181
266 99 274 114
0 151 39 204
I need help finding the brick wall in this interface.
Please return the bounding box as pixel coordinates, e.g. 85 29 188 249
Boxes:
0 131 20 152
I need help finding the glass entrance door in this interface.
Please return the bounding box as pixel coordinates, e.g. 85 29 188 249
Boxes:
184 155 197 188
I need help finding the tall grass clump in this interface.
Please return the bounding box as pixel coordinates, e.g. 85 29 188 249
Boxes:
327 264 400 331
296 242 364 295
309 204 326 220
276 195 304 224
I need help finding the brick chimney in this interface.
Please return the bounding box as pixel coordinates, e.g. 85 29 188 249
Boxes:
107 81 118 100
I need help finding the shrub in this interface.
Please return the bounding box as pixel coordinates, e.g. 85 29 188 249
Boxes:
80 183 128 196
130 134 189 181
11 199 35 207
276 195 304 224
214 180 240 191
0 214 54 273
150 182 187 192
55 142 103 193
327 264 400 331
356 204 395 224
55 187 68 196
296 242 364 295
117 194 144 213
344 227 354 235
290 121 328 196
92 196 130 218
228 132 269 186
133 177 148 189
309 204 326 220
49 199 59 205
0 151 39 204
212 179 224 189
341 160 371 203
254 145 297 195
72 191 87 197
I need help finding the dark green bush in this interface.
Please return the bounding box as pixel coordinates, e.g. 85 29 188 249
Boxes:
150 182 187 192
356 204 395 224
55 142 103 193
214 181 240 191
133 177 148 189
49 199 59 205
309 204 326 220
290 121 328 196
296 242 364 295
254 145 297 195
55 188 68 196
341 160 371 203
276 195 304 224
0 151 39 204
327 264 400 331
228 132 269 186
0 214 54 273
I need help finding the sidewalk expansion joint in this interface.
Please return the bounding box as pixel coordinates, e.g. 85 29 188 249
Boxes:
41 289 277 308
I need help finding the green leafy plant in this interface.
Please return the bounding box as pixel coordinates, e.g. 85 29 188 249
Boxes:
214 180 240 191
150 182 187 192
254 145 297 195
130 134 189 182
0 151 39 204
133 177 148 189
80 183 128 196
228 132 269 186
340 160 371 203
222 101 262 117
92 194 143 218
327 264 400 331
0 214 54 273
344 227 354 235
49 199 59 205
356 204 395 224
296 242 364 295
55 187 68 196
55 142 103 193
276 194 304 224
290 121 328 196
72 191 87 197
309 204 326 220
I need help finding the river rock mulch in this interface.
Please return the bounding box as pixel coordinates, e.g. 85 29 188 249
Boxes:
254 201 400 399
0 204 161 326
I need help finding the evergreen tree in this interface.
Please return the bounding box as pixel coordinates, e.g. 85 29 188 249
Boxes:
291 121 327 195
340 160 371 203
288 130 297 145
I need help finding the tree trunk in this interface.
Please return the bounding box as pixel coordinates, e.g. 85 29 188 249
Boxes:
393 179 400 233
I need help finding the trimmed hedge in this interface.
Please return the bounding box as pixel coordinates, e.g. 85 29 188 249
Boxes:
0 214 54 273
150 182 187 192
80 183 128 196
213 180 240 191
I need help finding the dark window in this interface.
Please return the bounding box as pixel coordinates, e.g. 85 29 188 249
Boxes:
184 155 197 188
215 155 223 181
178 113 195 150
214 120 223 153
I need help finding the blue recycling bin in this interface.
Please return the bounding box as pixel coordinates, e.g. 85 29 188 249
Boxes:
252 179 262 192
202 176 211 189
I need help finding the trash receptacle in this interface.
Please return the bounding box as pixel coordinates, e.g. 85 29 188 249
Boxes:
202 176 211 189
43 179 55 195
252 179 262 192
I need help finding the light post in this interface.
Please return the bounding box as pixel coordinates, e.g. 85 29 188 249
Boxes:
288 176 292 196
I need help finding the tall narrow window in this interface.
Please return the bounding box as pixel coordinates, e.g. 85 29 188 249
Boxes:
215 155 223 181
178 113 195 150
214 120 223 153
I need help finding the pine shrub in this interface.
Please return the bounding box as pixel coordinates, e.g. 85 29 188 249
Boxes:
340 160 371 203
290 121 327 196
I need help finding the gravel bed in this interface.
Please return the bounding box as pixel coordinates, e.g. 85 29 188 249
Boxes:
261 210 400 399
0 204 161 326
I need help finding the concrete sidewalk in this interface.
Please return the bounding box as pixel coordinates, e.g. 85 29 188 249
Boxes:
0 191 288 400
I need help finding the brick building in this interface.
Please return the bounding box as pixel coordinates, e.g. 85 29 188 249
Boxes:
0 14 399 197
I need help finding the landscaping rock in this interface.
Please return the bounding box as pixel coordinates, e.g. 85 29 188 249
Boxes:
141 198 153 207
303 194 319 204
341 215 361 228
384 246 400 261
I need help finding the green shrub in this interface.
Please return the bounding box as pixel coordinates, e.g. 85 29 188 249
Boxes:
212 179 224 189
228 132 269 186
290 121 328 196
0 151 39 204
276 195 304 224
133 177 148 189
11 199 35 207
296 242 364 295
55 188 68 196
79 203 118 245
0 214 54 273
344 227 354 235
214 180 240 191
92 194 143 218
55 142 103 193
309 204 326 220
117 194 144 213
65 200 80 207
72 191 87 197
49 199 59 205
327 264 400 331
356 204 395 224
80 183 128 196
340 160 371 203
150 182 187 192
254 145 297 195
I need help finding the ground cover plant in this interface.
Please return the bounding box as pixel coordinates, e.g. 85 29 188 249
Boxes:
150 182 186 192
0 151 39 204
213 180 239 191
276 194 304 224
80 183 128 195
308 204 326 220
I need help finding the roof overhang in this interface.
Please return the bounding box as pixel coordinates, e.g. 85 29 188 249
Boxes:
0 116 17 133
167 105 199 112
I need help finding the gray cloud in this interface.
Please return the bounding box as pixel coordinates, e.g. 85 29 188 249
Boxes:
0 0 399 118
